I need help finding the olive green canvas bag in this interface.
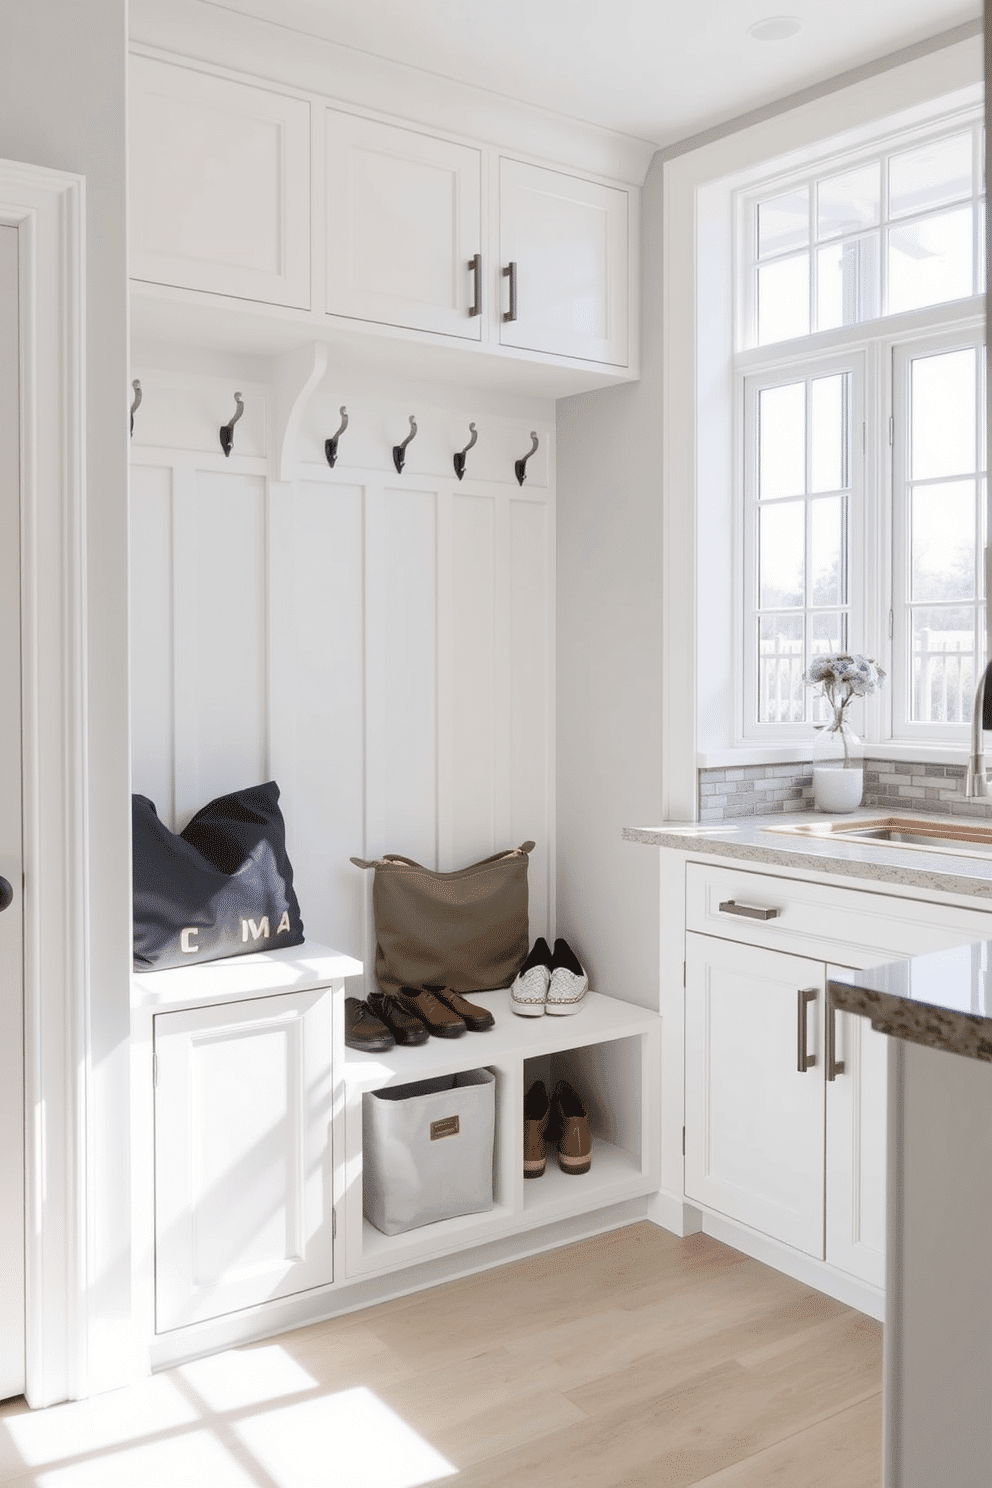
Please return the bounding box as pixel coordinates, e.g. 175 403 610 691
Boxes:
351 842 535 995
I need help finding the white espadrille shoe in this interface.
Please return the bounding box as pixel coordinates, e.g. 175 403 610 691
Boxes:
510 936 553 1016
545 938 588 1015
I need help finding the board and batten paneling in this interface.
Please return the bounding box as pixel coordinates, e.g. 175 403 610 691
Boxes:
130 378 554 984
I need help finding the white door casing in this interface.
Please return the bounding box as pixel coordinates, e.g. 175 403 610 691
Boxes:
0 222 24 1403
1 159 87 1407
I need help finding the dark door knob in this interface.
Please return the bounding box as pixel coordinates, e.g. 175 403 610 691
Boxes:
0 878 12 912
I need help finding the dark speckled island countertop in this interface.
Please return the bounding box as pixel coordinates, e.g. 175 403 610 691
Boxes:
829 945 992 1063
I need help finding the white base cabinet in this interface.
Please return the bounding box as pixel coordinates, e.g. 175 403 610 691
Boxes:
132 944 661 1366
679 858 992 1302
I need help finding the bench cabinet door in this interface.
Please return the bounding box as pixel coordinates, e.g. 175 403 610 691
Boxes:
154 987 332 1332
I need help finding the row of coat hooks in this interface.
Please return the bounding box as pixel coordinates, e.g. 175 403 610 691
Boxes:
129 381 541 486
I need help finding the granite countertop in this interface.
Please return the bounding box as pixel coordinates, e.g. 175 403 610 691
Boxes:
622 809 992 901
830 946 992 1063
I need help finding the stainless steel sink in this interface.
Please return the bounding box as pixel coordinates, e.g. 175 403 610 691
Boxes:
765 814 992 858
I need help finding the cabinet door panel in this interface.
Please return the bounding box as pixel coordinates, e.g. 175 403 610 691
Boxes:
685 934 825 1257
826 965 887 1288
499 159 628 365
154 988 332 1331
130 57 311 308
325 111 482 339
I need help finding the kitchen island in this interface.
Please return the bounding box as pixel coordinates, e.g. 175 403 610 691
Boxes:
831 948 992 1488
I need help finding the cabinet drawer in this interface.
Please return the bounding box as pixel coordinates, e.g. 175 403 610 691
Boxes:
686 861 992 965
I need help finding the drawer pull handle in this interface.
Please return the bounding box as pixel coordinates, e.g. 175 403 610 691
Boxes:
718 899 780 921
797 987 817 1073
826 990 845 1082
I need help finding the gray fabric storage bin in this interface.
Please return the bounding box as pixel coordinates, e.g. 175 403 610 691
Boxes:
363 1068 496 1236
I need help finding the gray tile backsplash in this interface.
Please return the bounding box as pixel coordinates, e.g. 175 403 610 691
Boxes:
698 759 992 822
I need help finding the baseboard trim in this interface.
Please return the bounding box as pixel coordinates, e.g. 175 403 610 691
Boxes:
148 1195 650 1371
700 1209 885 1321
645 1189 703 1237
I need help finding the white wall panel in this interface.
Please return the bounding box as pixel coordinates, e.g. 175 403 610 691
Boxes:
268 480 365 958
175 469 268 823
365 484 438 867
129 462 175 820
447 492 497 865
510 497 552 938
129 369 555 990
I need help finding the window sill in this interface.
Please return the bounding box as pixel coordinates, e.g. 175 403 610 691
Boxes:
698 740 972 770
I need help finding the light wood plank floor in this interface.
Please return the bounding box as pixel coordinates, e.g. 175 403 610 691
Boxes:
0 1222 881 1487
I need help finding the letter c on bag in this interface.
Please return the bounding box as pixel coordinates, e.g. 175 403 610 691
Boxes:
180 926 199 954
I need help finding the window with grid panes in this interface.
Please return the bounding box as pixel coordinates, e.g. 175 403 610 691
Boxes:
738 109 986 742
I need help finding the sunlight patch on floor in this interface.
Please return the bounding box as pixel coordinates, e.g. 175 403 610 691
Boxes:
33 1429 256 1487
2 1376 197 1464
178 1344 318 1411
234 1387 458 1488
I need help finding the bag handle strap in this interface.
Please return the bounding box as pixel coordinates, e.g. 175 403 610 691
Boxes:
350 841 534 871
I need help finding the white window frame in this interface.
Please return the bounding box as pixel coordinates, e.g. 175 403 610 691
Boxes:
659 33 984 812
890 319 987 741
741 350 866 741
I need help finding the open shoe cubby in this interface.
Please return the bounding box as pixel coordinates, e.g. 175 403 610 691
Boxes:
341 987 661 1278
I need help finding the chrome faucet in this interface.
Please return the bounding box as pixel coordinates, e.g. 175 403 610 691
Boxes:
965 659 992 797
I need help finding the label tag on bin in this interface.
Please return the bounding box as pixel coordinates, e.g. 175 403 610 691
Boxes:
430 1115 460 1141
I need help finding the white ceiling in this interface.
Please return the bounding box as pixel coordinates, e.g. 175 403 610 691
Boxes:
199 0 982 147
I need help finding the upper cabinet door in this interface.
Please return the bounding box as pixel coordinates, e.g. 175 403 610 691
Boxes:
325 111 482 339
130 56 312 308
499 159 629 366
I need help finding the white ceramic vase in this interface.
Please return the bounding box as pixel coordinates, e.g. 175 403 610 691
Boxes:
812 705 863 814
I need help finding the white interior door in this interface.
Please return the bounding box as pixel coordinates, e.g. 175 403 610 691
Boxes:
685 933 825 1257
0 223 25 1400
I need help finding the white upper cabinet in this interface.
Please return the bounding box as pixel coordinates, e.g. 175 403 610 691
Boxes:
498 159 630 366
325 111 482 340
130 55 312 308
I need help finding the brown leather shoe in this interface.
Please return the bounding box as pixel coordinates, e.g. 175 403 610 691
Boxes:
344 996 395 1053
393 985 467 1038
368 992 430 1046
423 984 495 1032
553 1080 592 1175
524 1080 551 1178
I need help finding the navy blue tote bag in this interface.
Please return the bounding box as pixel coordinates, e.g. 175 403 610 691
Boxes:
132 781 305 970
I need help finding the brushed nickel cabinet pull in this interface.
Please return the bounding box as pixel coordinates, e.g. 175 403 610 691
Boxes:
503 261 518 322
718 899 780 921
468 253 482 316
797 987 817 1073
826 990 845 1081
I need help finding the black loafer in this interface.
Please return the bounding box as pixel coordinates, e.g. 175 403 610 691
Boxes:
345 996 395 1052
368 991 430 1046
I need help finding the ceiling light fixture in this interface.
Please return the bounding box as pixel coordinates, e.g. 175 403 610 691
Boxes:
748 16 805 42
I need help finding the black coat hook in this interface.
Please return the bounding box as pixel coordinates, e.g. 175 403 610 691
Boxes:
219 392 245 457
324 406 349 468
453 422 478 481
392 415 418 475
129 379 142 437
515 431 539 486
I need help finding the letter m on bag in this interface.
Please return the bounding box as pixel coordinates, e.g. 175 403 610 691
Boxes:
242 916 270 943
